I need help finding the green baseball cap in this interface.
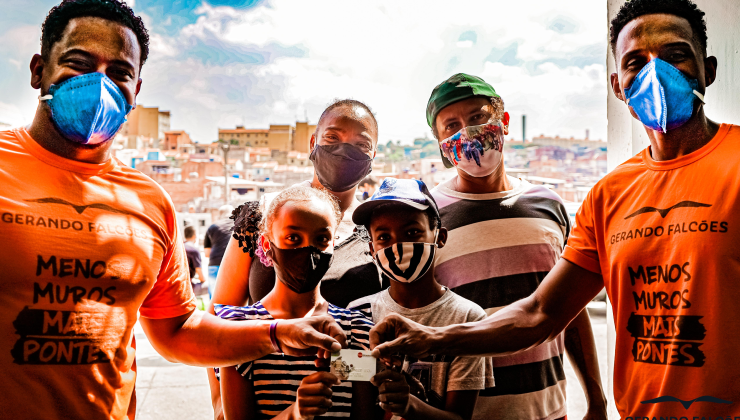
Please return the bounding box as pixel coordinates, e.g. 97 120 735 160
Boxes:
426 73 500 168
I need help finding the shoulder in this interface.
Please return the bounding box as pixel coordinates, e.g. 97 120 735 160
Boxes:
347 292 381 318
329 304 374 351
518 179 565 204
329 304 374 328
115 158 173 195
0 128 22 147
430 180 460 210
588 153 644 200
0 130 28 164
110 161 180 218
444 291 488 322
725 124 740 139
214 303 271 321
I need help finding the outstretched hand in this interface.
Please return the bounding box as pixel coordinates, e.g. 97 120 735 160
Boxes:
369 313 440 360
276 301 347 357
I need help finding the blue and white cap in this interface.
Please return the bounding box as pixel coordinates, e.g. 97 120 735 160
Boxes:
352 178 440 227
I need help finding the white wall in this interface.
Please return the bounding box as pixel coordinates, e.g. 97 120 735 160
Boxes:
605 1 740 418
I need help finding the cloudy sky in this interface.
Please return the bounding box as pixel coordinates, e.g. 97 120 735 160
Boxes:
1 0 608 144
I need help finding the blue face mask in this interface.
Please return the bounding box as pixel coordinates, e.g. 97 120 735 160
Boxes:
39 72 133 144
623 58 704 133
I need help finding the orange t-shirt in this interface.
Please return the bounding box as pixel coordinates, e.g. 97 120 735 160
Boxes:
563 123 740 418
0 128 196 420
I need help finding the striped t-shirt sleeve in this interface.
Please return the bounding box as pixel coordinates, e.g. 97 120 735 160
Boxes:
328 304 374 351
214 303 273 377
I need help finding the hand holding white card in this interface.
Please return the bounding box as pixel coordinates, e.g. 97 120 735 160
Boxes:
330 349 377 381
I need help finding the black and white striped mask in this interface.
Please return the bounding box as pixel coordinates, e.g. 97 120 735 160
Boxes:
374 242 437 283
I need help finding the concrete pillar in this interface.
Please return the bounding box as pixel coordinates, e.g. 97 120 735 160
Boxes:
605 1 740 418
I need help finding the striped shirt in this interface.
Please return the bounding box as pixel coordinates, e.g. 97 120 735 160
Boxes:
431 176 570 420
214 302 374 419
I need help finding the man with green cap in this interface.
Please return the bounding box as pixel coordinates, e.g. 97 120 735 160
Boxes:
425 74 607 420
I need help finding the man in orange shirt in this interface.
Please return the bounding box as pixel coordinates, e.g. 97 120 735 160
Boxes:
371 0 740 418
0 1 345 419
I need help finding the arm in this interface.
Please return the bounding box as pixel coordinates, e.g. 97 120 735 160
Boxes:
442 390 478 420
208 372 225 420
371 259 604 358
205 236 254 416
221 367 256 420
139 309 346 367
564 309 607 420
204 229 213 258
195 267 205 284
372 370 476 420
208 236 253 311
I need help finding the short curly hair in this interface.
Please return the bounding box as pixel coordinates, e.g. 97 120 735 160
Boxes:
610 0 707 57
41 0 149 66
317 99 379 140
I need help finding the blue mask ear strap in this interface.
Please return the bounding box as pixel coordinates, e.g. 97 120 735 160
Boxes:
693 90 705 103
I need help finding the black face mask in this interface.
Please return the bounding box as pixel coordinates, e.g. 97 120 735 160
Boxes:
310 143 373 192
266 242 334 294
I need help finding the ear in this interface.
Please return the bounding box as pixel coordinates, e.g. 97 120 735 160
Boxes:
30 54 44 90
310 133 316 152
436 227 448 249
502 112 510 136
368 241 375 255
260 234 270 254
610 73 625 102
135 77 143 97
704 56 718 89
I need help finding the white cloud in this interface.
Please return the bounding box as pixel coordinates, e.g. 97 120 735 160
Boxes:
143 0 608 143
0 101 31 127
3 0 608 143
0 24 42 127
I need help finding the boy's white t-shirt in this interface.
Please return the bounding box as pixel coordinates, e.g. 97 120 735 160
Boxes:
348 288 494 408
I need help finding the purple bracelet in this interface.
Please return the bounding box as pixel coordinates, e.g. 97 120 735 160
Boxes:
269 320 283 354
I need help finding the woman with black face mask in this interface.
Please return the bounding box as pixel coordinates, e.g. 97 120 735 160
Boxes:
206 99 385 420
215 186 377 420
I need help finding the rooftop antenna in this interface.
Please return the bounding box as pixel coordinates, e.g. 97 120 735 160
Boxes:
522 115 527 142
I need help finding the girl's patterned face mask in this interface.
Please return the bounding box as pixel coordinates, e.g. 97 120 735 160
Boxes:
439 122 504 167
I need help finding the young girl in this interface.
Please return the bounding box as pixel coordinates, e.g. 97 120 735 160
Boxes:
215 186 377 420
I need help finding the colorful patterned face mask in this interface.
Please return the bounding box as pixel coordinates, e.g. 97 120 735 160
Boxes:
439 122 505 177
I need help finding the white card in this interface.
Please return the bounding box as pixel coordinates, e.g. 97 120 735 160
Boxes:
330 349 377 381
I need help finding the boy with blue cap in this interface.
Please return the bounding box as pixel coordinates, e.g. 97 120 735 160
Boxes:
349 178 493 420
